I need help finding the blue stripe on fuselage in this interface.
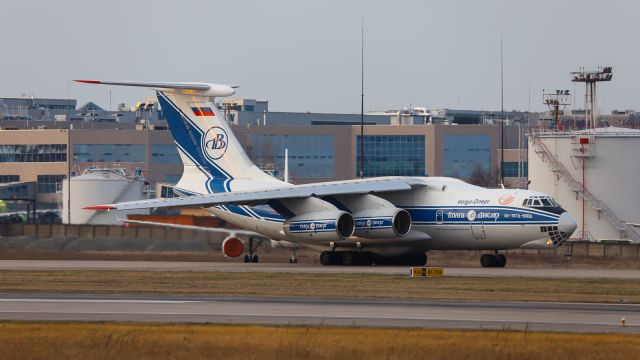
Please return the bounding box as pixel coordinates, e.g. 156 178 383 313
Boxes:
171 189 558 228
404 206 559 225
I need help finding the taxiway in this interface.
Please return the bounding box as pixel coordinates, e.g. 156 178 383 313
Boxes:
0 294 637 333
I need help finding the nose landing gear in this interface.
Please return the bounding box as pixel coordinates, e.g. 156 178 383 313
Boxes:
480 253 507 268
288 249 298 264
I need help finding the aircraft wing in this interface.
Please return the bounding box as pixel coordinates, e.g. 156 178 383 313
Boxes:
85 177 428 211
121 219 263 237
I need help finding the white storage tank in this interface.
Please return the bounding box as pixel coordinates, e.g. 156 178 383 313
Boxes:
61 168 149 225
528 127 640 242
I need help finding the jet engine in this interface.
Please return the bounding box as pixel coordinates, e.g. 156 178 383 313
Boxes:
353 208 412 238
283 211 354 241
221 236 244 257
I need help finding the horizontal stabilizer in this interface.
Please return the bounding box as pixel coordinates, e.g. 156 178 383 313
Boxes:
74 80 236 97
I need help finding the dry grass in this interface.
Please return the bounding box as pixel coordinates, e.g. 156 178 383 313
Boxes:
1 270 640 303
0 322 638 360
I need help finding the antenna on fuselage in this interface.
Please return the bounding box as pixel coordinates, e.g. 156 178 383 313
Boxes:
500 31 505 188
284 148 289 183
359 13 365 179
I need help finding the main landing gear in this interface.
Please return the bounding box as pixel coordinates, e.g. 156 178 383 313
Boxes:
480 253 507 268
320 251 427 266
243 236 263 263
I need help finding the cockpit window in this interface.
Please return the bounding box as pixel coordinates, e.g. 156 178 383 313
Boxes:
541 198 552 207
522 195 564 214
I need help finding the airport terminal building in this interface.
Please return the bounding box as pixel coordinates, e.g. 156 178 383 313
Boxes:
0 96 527 211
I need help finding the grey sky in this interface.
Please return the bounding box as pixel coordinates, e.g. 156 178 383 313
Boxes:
1 0 638 114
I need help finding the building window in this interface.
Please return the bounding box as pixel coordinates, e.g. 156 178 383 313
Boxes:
151 145 181 164
0 184 31 197
0 175 19 183
502 162 528 178
0 144 67 163
73 144 145 163
37 175 65 193
444 135 491 178
251 135 335 179
356 135 425 177
160 185 175 198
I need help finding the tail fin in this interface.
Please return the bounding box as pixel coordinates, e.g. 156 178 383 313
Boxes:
75 80 282 194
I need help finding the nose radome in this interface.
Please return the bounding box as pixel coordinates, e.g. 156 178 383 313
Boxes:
559 212 578 235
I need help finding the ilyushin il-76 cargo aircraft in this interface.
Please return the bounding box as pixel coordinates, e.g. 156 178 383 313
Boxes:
78 80 577 267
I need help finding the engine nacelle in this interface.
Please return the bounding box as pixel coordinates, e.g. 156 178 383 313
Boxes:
353 208 412 238
283 211 354 241
222 236 244 257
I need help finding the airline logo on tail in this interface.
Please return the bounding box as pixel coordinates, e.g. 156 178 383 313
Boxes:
202 126 229 160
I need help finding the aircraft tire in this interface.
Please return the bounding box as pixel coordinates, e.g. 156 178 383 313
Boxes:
411 253 428 266
357 252 374 266
252 254 259 263
243 255 251 263
480 254 495 268
342 251 356 266
495 254 507 268
320 251 334 265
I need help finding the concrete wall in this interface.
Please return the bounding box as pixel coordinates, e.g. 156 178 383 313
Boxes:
1 223 638 259
0 223 227 244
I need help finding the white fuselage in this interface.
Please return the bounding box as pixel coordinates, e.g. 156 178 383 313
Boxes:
201 177 576 257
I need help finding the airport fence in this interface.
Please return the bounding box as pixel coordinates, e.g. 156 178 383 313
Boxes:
0 222 224 244
0 223 639 260
503 241 640 260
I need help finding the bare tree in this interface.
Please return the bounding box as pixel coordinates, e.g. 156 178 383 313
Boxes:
468 163 496 187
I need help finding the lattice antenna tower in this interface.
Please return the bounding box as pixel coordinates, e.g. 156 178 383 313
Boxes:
570 66 613 130
543 89 571 125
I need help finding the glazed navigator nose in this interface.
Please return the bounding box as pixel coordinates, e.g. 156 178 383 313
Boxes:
558 211 578 235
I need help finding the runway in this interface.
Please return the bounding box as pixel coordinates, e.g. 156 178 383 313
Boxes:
0 260 639 279
0 294 637 333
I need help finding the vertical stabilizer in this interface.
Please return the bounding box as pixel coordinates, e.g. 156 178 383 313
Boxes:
158 91 283 195
74 80 284 195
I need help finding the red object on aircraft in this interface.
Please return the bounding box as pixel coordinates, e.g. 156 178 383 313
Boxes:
579 137 590 144
222 236 244 258
83 205 116 211
74 79 101 84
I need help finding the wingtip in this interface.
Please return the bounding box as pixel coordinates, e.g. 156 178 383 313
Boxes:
83 205 116 211
74 79 101 84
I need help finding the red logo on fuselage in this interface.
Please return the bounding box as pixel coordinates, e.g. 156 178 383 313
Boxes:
499 194 515 205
